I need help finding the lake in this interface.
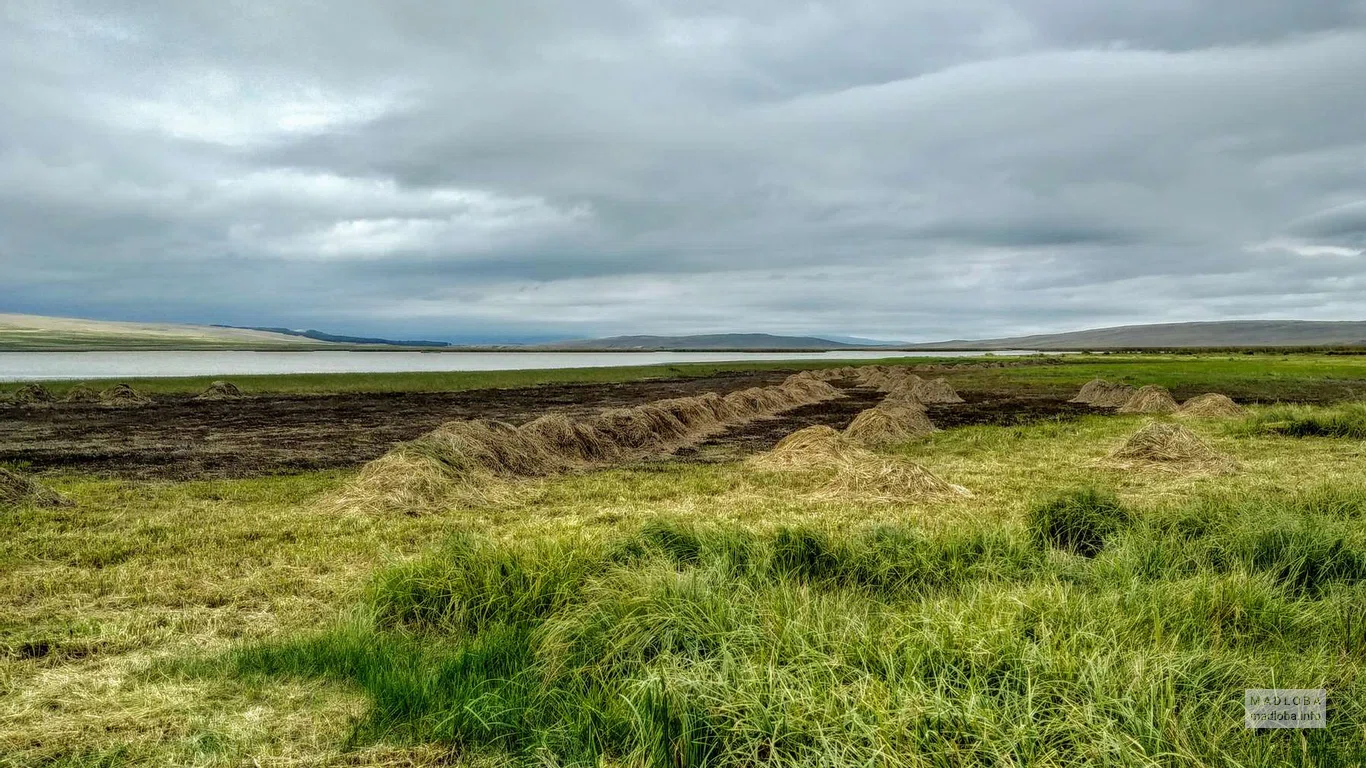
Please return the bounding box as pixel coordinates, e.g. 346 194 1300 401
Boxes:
0 350 1048 382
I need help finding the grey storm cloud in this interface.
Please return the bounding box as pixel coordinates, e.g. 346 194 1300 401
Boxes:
4 0 1366 341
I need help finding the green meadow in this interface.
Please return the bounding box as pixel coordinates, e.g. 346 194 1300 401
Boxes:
3 355 1366 765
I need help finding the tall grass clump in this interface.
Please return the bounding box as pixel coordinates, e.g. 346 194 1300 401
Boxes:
1026 486 1131 558
1241 402 1366 439
233 499 1366 767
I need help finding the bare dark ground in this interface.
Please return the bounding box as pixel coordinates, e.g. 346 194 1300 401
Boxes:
1 371 1098 479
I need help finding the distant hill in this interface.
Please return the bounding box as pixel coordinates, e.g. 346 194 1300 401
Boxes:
538 333 863 351
909 321 1366 350
228 326 451 348
0 313 340 351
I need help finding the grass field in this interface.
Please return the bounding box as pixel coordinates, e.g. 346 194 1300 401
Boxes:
4 356 1366 765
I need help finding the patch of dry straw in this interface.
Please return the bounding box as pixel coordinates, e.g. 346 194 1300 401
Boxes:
0 466 71 507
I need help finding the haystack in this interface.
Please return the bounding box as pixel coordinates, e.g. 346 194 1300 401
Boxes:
196 380 243 400
913 377 965 404
748 425 858 471
63 385 100 404
844 405 937 448
1085 382 1139 408
99 383 152 407
751 425 969 500
0 466 71 507
1175 393 1245 419
11 383 54 406
1117 385 1178 415
1070 378 1112 404
1107 421 1237 472
881 384 927 411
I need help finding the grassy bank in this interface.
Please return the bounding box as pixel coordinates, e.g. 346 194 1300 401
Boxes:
6 401 1366 764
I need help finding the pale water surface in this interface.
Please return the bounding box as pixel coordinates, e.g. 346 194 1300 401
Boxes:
0 350 1049 382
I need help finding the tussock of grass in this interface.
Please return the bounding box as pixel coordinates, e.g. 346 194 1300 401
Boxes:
1026 486 1130 557
1242 402 1366 439
234 498 1366 767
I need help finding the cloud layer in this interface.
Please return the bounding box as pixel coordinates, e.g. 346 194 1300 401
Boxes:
5 1 1366 341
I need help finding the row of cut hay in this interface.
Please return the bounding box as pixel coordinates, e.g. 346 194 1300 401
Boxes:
339 379 844 514
750 425 969 500
0 466 71 507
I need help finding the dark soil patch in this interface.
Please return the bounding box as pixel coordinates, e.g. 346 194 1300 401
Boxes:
0 371 793 480
925 392 1097 429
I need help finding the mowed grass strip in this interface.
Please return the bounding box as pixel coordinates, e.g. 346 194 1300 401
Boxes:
232 491 1366 766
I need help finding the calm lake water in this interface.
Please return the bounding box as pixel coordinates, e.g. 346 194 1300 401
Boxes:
0 350 1047 382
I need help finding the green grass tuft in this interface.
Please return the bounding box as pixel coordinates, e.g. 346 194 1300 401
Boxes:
1026 486 1131 558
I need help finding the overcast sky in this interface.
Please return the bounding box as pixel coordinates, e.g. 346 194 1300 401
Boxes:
4 1 1366 342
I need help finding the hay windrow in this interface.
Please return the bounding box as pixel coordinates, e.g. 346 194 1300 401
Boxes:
337 378 842 515
1106 421 1238 474
844 405 937 448
1176 393 1246 419
11 383 55 406
196 380 244 400
99 383 153 407
0 466 72 507
1117 384 1179 415
912 377 964 404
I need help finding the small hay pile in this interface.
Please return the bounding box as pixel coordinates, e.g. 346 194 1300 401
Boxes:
1069 378 1111 403
11 384 54 406
844 405 937 448
0 466 71 507
751 425 968 501
100 383 152 407
63 385 100 403
1176 393 1245 419
748 425 859 471
1117 384 1179 415
1083 381 1139 408
912 377 965 404
196 380 244 400
1107 421 1237 473
881 383 927 411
